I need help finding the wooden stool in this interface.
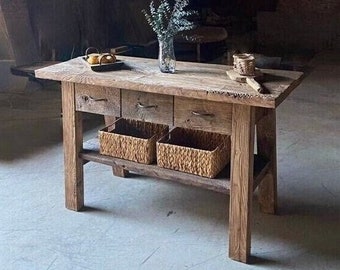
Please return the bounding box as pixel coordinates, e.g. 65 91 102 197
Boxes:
175 26 228 62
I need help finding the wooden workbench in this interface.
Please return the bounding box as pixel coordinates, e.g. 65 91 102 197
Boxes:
35 56 303 263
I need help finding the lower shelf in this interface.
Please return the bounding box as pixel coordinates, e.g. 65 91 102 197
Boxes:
81 139 269 194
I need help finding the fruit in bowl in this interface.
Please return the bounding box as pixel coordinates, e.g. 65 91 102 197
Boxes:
86 53 100 65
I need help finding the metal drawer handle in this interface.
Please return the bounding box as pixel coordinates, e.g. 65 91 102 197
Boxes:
137 102 158 109
191 111 215 117
82 95 107 102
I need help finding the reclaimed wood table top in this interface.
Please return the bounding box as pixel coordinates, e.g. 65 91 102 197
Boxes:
35 56 303 108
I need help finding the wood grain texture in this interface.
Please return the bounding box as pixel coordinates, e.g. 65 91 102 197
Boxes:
82 138 269 194
112 165 129 178
226 69 264 93
229 104 255 263
35 56 304 108
104 115 116 126
122 90 173 125
75 84 120 116
81 150 231 193
37 55 304 264
82 136 231 193
62 82 84 211
104 115 129 178
256 109 277 214
174 97 232 134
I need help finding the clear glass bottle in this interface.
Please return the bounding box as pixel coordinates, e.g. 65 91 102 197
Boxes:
158 37 176 73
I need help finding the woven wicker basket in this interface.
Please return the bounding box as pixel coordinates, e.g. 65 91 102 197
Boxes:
157 127 231 178
233 53 255 76
99 118 168 164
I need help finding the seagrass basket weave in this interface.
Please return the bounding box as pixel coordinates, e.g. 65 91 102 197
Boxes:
157 127 231 178
233 53 255 76
99 118 169 164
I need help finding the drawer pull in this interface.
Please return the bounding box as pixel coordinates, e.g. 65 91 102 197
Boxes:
191 111 215 117
82 95 107 102
137 102 158 109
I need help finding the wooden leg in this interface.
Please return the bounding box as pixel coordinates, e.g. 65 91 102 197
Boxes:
104 115 129 178
229 104 255 263
112 165 129 177
62 82 84 211
196 43 201 62
256 109 277 214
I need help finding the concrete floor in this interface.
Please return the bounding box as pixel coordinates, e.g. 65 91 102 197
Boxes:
0 51 339 270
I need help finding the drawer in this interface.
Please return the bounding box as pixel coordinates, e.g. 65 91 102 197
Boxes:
174 97 232 134
75 84 120 116
121 90 173 125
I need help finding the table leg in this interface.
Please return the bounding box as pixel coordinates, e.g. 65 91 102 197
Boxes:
256 109 277 214
196 43 201 62
104 115 129 178
229 104 255 263
62 82 84 211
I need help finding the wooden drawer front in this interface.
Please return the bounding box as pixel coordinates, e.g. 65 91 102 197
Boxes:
75 84 120 116
174 97 232 134
122 90 173 125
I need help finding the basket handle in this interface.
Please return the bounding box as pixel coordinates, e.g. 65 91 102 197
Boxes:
81 94 107 102
98 53 116 66
85 47 99 58
137 102 158 109
191 111 215 117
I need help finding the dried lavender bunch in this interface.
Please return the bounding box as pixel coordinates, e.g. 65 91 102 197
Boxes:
142 0 197 41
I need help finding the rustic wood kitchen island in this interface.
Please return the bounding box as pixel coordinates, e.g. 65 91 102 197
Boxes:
35 56 303 263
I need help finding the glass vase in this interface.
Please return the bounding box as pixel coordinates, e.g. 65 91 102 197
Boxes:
158 37 176 73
